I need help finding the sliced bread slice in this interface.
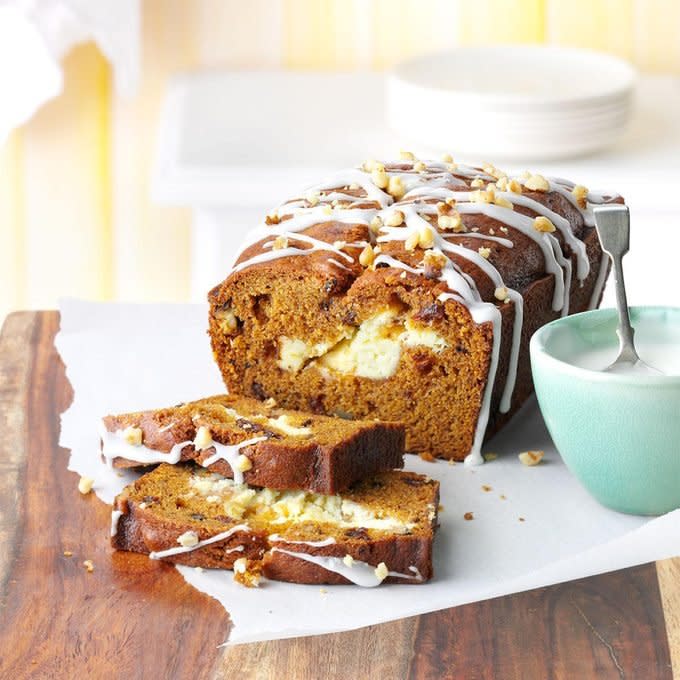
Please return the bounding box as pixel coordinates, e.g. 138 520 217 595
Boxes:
101 394 404 494
112 463 439 586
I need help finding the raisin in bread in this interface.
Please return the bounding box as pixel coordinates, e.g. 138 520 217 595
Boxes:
208 157 620 463
101 394 404 494
112 463 439 586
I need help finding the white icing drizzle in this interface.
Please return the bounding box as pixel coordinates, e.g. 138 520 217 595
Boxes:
110 510 123 537
310 168 393 207
379 205 524 415
149 524 250 560
444 230 515 248
99 424 192 469
545 178 619 229
327 257 353 272
270 548 423 586
389 565 423 581
201 436 268 484
268 534 337 547
230 231 355 275
221 158 615 466
225 545 245 554
589 253 610 310
547 233 573 317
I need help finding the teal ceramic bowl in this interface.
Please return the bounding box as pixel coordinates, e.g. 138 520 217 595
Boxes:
530 306 680 516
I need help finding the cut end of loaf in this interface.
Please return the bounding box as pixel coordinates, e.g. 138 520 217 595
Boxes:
210 264 494 460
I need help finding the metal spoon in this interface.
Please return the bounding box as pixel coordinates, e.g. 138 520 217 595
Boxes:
593 204 661 375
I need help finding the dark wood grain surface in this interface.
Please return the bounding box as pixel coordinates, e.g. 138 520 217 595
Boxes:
0 311 677 680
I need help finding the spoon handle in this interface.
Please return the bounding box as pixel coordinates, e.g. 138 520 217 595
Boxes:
593 205 639 363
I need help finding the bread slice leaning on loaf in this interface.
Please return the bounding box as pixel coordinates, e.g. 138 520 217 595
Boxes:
208 158 621 463
100 394 404 494
112 463 439 586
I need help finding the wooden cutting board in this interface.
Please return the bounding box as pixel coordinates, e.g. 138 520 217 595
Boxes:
0 311 677 679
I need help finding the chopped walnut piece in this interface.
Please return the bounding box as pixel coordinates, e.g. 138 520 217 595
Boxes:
441 153 453 163
385 210 405 227
177 531 199 547
470 189 495 204
482 485 492 492
371 163 388 189
369 215 384 235
387 175 406 199
273 235 289 250
506 179 522 194
63 551 73 557
399 150 415 160
122 426 143 447
484 452 498 461
235 454 252 472
233 557 262 588
422 250 447 275
418 225 435 249
216 307 238 333
478 247 491 259
78 476 94 495
438 213 463 231
305 190 320 206
419 451 436 462
265 211 280 225
359 244 375 267
494 286 509 302
463 512 474 521
572 184 589 208
83 560 94 573
362 159 377 172
470 178 485 188
404 232 419 251
343 554 355 567
524 174 550 192
533 216 556 233
413 160 427 173
333 240 346 250
194 426 213 451
518 450 544 466
374 562 389 582
483 163 505 179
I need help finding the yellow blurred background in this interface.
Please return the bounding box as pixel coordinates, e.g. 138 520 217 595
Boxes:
1 0 679 322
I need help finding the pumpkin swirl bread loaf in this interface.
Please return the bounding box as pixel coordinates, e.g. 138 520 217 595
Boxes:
101 394 404 494
112 463 439 586
209 156 620 463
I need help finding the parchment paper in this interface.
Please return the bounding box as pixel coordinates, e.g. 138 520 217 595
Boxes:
56 299 680 645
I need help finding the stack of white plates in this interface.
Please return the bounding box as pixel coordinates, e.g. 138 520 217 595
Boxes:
386 46 636 161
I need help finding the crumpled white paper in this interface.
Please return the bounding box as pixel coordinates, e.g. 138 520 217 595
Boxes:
56 298 680 645
0 0 139 144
